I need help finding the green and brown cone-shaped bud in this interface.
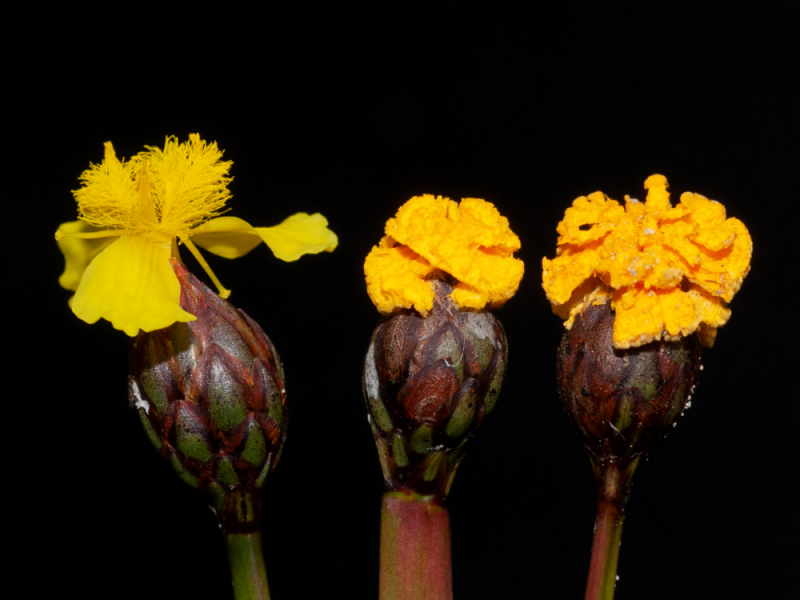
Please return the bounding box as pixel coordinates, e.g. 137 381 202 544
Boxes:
557 302 701 467
363 281 508 504
129 260 287 534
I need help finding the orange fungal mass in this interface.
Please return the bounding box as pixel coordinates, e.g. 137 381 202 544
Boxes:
365 195 524 315
542 175 752 348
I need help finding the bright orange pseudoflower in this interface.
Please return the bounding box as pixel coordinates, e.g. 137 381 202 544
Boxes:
542 175 752 348
365 195 524 315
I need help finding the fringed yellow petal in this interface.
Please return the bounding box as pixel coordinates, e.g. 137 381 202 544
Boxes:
190 216 263 258
73 142 140 230
73 135 232 237
368 195 523 313
55 221 117 291
254 213 338 262
71 235 195 336
143 134 232 233
543 175 751 348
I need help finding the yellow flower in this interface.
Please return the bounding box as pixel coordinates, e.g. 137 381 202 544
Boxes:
365 195 524 314
542 175 752 348
56 134 338 336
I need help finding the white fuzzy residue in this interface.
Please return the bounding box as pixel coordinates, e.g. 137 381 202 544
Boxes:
130 380 150 414
464 312 496 343
364 343 380 400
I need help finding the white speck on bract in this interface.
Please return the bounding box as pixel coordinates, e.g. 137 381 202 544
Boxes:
131 381 150 414
465 311 497 342
364 343 380 400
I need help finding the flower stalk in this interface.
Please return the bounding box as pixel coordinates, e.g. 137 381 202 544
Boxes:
584 457 639 600
380 492 453 600
226 530 271 600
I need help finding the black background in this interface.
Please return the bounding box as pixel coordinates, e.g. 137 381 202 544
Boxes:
11 2 798 598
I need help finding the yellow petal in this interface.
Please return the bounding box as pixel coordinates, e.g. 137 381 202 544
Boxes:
71 234 196 336
56 221 117 291
190 216 263 258
255 213 338 262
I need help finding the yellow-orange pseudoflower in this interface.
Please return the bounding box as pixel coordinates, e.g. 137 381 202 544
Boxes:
542 175 751 348
56 134 338 336
365 195 524 315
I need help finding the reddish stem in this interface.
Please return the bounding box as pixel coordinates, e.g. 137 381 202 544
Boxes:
584 457 639 600
379 492 453 600
584 498 623 600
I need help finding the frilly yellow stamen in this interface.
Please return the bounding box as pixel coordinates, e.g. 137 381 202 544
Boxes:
365 195 523 315
73 134 232 238
542 175 752 348
55 229 123 241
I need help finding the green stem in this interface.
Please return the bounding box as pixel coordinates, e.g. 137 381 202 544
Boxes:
584 457 639 600
379 491 453 600
226 531 271 600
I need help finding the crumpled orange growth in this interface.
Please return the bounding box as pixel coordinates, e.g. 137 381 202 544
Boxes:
365 195 524 315
542 175 752 348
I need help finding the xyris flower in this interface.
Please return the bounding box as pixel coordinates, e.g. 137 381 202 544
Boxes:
543 175 752 600
56 134 337 336
364 195 522 600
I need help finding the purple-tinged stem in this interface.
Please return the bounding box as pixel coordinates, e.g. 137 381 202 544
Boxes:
380 492 453 600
